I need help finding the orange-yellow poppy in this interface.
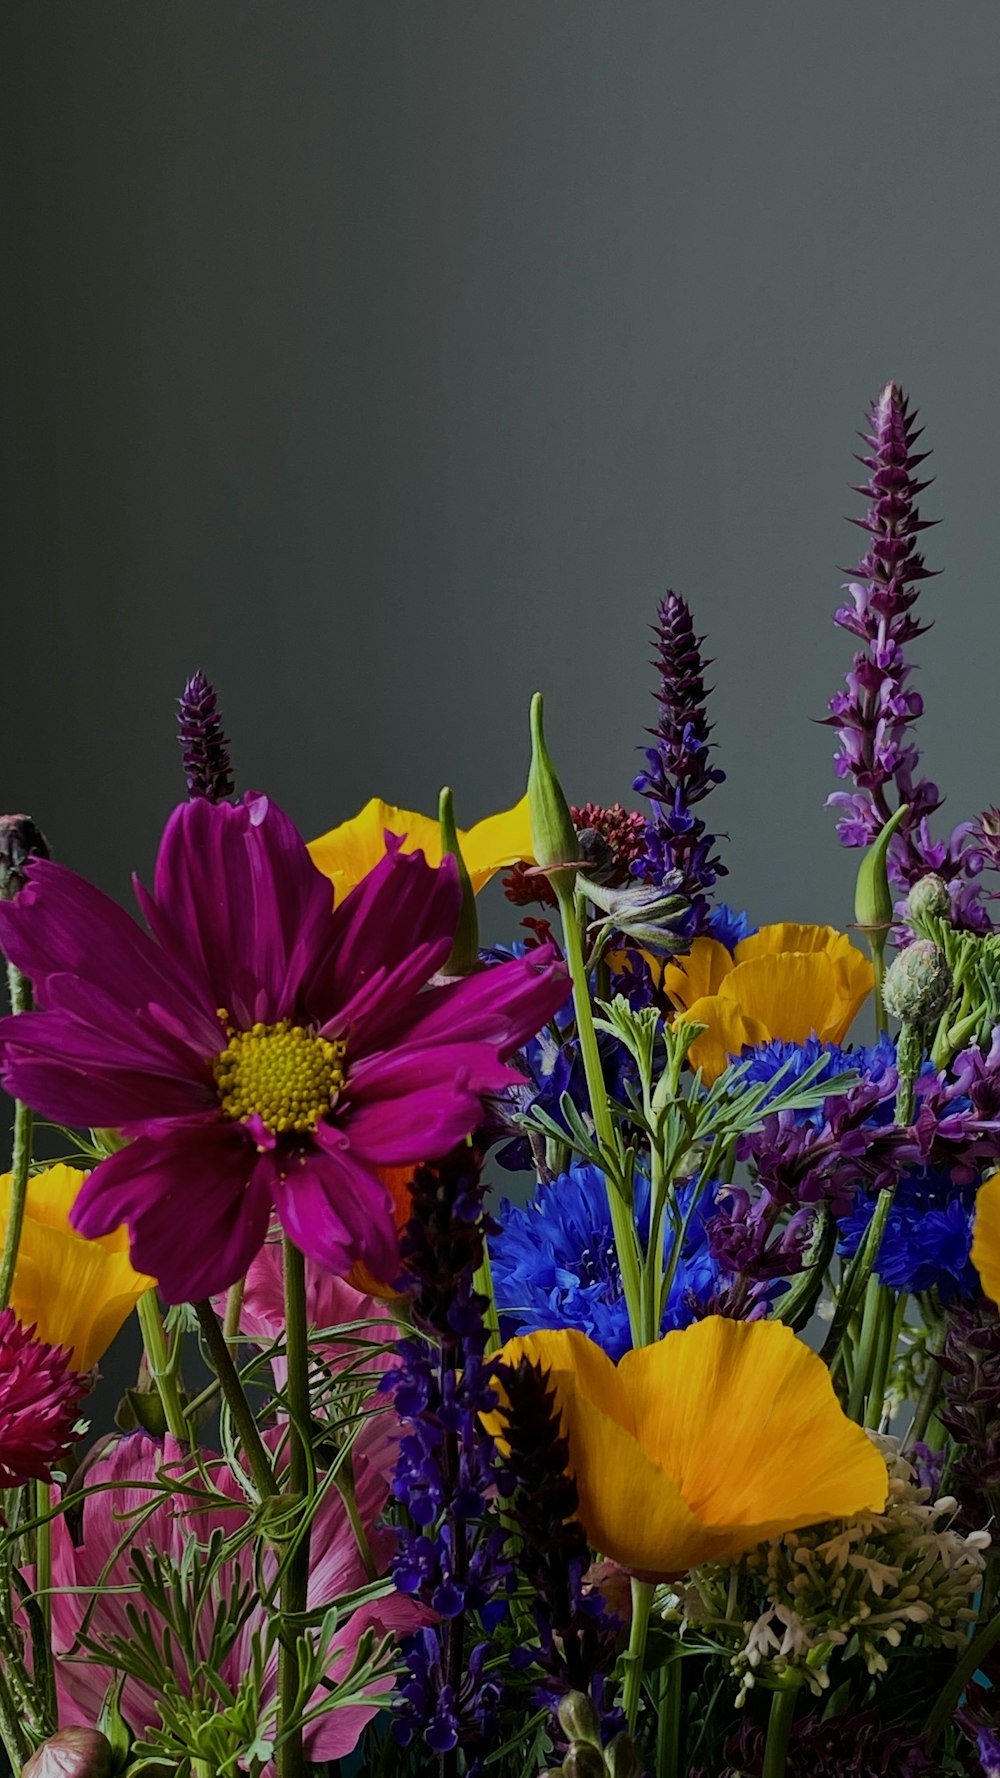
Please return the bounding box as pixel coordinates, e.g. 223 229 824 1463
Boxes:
494 1319 887 1576
0 1164 155 1372
345 1164 414 1299
972 1171 1000 1308
662 923 874 1083
308 796 533 903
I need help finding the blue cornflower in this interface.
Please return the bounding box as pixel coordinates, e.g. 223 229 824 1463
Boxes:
739 1034 898 1125
490 1164 719 1360
838 1168 979 1300
707 902 757 950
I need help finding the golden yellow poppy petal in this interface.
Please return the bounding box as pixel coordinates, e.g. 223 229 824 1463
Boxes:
499 1330 706 1573
619 1318 887 1562
972 1171 1000 1308
675 997 770 1085
825 937 876 1042
661 938 735 1012
734 923 847 963
718 954 847 1045
309 795 533 900
458 795 536 892
0 1165 154 1372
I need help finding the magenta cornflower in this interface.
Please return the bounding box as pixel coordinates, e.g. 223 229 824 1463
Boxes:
0 1308 86 1486
0 794 568 1302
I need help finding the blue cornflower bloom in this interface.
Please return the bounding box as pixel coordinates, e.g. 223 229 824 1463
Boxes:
838 1167 979 1300
707 902 757 950
490 1164 719 1359
739 1034 898 1125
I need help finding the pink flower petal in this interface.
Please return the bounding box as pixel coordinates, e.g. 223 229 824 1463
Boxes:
265 1142 401 1284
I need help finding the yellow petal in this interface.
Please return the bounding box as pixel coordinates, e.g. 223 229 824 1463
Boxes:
675 997 770 1085
0 1165 154 1372
734 922 848 963
308 794 534 900
972 1171 1000 1308
660 938 735 1012
718 954 848 1046
619 1318 888 1563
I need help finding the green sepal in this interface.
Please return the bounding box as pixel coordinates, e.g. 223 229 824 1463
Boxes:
438 786 479 976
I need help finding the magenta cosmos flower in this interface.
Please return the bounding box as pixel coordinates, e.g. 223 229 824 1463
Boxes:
0 794 568 1301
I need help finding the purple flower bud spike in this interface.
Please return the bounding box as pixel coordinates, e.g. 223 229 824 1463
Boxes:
177 670 234 803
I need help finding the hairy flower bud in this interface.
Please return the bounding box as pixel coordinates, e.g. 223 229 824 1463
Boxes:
882 939 953 1024
22 1729 114 1778
906 873 950 927
0 814 50 901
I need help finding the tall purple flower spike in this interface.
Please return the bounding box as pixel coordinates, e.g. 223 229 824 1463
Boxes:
177 670 235 803
823 382 987 930
633 592 727 933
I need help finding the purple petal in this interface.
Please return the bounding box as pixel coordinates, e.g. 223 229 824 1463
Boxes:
71 1125 272 1301
313 839 460 1016
265 1142 400 1281
0 1012 215 1125
364 943 569 1059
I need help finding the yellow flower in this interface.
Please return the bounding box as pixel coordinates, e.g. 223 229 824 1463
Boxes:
308 795 534 902
972 1170 1000 1308
0 1164 155 1372
496 1319 887 1576
662 923 874 1084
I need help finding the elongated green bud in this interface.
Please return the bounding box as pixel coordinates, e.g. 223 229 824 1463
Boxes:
561 1748 606 1778
438 787 479 976
854 803 909 937
604 1734 645 1778
527 693 580 879
557 1693 602 1749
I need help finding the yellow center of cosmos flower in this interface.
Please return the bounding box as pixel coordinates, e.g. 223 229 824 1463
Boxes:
213 1016 347 1135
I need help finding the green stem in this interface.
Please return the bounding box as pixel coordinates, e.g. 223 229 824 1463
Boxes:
905 1321 947 1450
762 1687 797 1778
848 1274 886 1424
277 1237 312 1778
821 1186 897 1374
865 1289 905 1432
0 961 34 1310
869 937 888 1040
472 1238 502 1358
0 1662 30 1770
924 1604 1000 1746
33 1479 54 1726
194 1299 276 1501
555 883 643 1345
622 1577 655 1735
224 1275 246 1342
136 1289 189 1443
655 1654 681 1777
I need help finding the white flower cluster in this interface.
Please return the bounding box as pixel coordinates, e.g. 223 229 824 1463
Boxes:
668 1436 990 1704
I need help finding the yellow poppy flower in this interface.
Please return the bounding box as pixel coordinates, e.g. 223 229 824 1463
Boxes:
0 1164 155 1372
308 795 534 902
662 924 874 1084
496 1319 887 1577
972 1171 1000 1308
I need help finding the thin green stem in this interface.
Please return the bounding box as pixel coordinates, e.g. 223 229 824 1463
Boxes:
555 883 643 1345
848 1274 884 1424
277 1237 312 1778
0 1661 31 1770
33 1479 54 1726
194 1299 276 1502
224 1275 246 1342
865 1289 905 1431
622 1577 655 1735
905 1320 947 1450
0 961 34 1310
655 1654 681 1778
472 1238 502 1358
136 1289 189 1443
762 1687 797 1778
924 1604 1000 1746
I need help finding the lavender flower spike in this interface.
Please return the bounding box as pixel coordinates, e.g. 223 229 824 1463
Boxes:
823 382 985 926
177 670 234 803
633 592 726 932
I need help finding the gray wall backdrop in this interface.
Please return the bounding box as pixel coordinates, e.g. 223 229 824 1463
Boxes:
2 3 1000 1396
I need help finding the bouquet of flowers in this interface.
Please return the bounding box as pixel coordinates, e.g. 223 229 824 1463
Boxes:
1 379 999 1778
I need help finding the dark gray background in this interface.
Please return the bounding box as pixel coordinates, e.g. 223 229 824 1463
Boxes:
2 4 1000 1409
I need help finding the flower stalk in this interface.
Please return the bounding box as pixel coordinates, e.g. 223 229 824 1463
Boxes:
277 1237 313 1778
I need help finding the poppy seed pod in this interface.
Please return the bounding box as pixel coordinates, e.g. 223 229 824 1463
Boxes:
527 693 580 879
882 940 953 1024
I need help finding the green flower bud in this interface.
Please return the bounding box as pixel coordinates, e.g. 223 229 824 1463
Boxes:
882 939 953 1024
438 786 479 976
854 803 908 939
604 1734 645 1778
562 1748 607 1778
22 1731 115 1778
905 873 950 926
527 693 580 879
584 877 691 953
557 1692 602 1749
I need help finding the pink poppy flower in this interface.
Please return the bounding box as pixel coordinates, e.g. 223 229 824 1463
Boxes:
0 794 567 1301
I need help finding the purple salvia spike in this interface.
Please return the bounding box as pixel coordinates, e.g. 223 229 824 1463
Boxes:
632 591 726 933
177 671 235 803
823 382 987 929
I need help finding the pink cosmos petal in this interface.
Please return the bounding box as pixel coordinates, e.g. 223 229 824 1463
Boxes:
348 1040 513 1103
367 942 569 1059
0 1044 213 1127
304 1596 428 1762
264 1142 400 1283
71 1126 272 1301
141 796 336 1027
317 940 453 1049
0 859 216 1041
238 1239 400 1403
336 1079 489 1164
314 839 460 1012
